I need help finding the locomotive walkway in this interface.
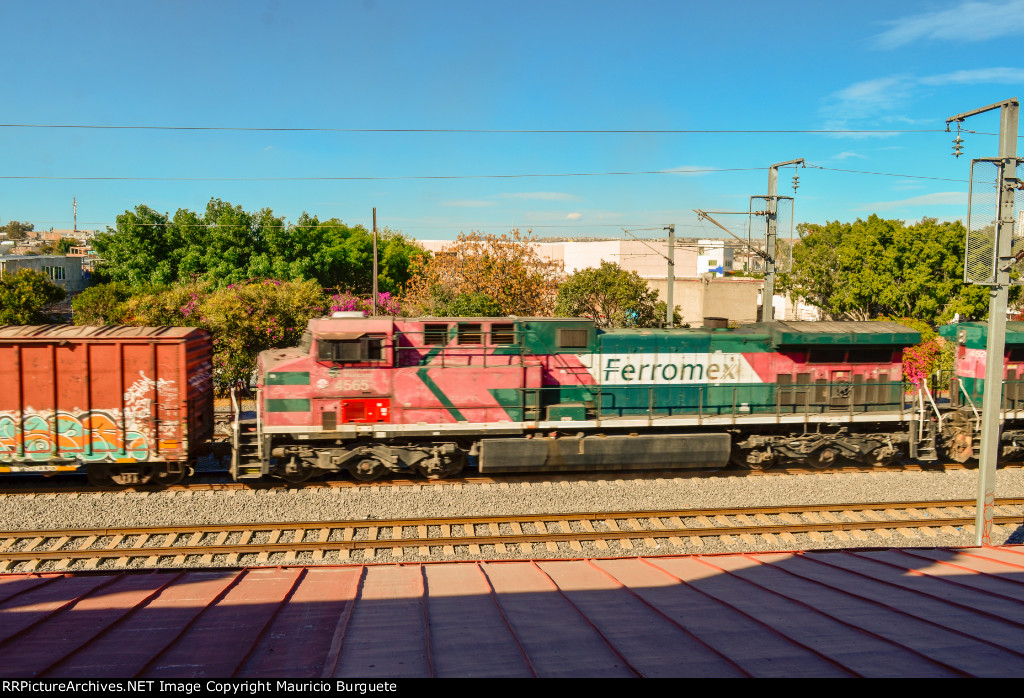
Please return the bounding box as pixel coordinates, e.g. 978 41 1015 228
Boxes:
2 498 1022 572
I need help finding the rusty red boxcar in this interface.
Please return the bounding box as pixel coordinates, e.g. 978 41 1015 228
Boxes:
0 325 214 485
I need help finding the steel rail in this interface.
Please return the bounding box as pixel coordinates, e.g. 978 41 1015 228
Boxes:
1 514 1021 565
1 498 1022 538
0 500 1021 571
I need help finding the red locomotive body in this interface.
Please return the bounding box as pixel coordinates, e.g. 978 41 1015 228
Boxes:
0 325 214 485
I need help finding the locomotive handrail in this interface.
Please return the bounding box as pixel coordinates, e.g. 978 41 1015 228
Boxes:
959 381 981 425
229 384 239 478
920 381 944 430
256 388 264 463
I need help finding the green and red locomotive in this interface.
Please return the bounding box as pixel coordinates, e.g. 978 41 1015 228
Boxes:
243 315 925 482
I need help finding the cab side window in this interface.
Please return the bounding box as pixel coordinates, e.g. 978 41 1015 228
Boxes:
317 337 384 362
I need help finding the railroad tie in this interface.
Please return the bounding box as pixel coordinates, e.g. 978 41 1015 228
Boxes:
418 525 429 556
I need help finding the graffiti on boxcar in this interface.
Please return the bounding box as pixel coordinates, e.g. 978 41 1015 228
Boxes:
125 371 178 439
0 410 149 462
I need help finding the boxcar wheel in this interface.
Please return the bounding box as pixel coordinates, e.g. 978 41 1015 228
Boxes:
86 463 114 487
154 466 187 486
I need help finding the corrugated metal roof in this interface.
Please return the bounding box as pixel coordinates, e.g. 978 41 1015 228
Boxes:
768 321 921 347
939 321 1024 348
2 546 1023 678
0 325 206 340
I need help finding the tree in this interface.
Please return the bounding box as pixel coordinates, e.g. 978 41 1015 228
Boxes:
402 230 564 317
554 261 666 328
91 199 427 295
777 216 997 323
110 278 329 393
72 282 134 325
3 221 34 241
0 269 66 324
91 205 177 287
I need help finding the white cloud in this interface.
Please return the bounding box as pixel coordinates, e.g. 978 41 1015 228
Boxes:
566 212 582 220
833 151 868 160
891 180 926 191
441 200 497 207
500 192 579 201
662 165 715 176
874 1 1024 49
822 67 1024 135
920 67 1024 85
825 76 915 121
856 191 967 211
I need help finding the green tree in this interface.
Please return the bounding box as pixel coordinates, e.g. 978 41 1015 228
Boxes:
554 261 665 328
91 199 427 295
2 221 34 241
0 269 66 324
119 278 329 393
92 205 177 287
777 215 996 323
72 282 134 325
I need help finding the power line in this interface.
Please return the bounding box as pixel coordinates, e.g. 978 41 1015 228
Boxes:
0 163 979 183
806 164 969 183
0 167 764 182
0 124 968 134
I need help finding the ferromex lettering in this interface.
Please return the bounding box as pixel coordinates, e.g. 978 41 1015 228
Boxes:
588 352 761 385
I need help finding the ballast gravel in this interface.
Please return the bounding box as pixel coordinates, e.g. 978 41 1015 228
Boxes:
2 468 1023 568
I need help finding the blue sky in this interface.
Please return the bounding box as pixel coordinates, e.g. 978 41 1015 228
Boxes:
1 0 1021 243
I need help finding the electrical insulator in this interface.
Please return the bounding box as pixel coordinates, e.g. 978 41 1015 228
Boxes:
792 173 800 192
952 134 964 159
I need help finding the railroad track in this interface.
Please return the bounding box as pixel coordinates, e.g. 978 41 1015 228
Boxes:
2 498 1022 573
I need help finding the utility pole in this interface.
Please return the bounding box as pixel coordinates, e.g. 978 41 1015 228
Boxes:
946 98 1019 546
372 208 379 316
665 224 675 328
621 226 677 327
73 197 77 234
762 158 804 321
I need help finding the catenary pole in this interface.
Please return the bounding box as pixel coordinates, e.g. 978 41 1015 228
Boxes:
372 208 379 316
665 224 675 327
762 158 804 321
946 98 1019 545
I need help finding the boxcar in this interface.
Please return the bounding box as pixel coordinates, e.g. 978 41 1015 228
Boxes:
0 325 214 485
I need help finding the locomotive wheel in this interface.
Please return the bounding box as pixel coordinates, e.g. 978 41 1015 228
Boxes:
414 453 465 480
943 411 976 463
278 457 316 483
349 459 387 482
731 448 774 470
948 433 974 463
808 448 838 469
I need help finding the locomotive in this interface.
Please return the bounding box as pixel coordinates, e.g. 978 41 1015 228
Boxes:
0 316 1019 486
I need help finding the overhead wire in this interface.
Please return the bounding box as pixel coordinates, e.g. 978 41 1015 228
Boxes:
0 124 976 134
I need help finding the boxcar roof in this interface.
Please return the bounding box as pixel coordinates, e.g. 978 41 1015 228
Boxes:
0 325 207 340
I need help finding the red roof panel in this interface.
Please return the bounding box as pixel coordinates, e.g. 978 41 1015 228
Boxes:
1 546 1022 678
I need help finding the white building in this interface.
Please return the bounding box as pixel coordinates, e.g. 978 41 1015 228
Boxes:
0 254 86 292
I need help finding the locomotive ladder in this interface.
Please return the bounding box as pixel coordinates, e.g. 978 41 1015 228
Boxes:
230 386 263 480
